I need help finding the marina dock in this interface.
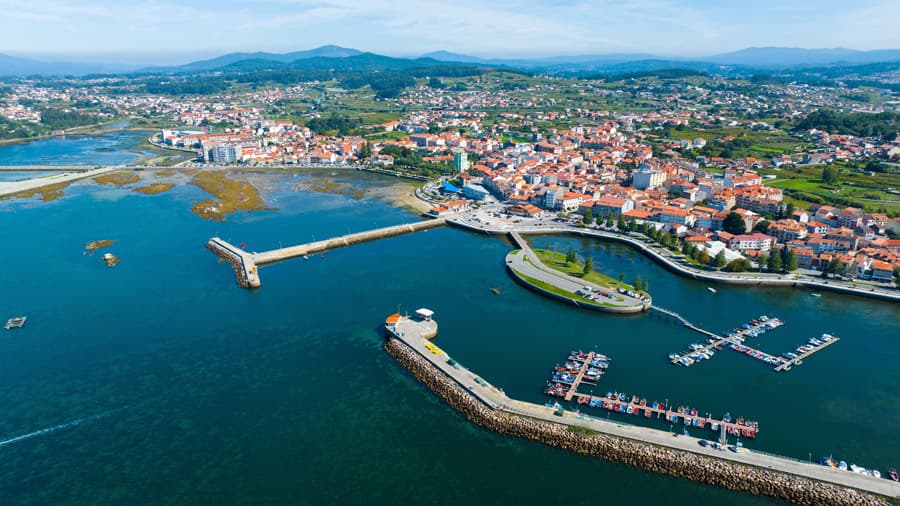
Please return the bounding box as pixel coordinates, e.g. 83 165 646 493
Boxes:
208 218 446 287
383 309 900 498
773 335 841 372
669 316 784 367
566 392 758 439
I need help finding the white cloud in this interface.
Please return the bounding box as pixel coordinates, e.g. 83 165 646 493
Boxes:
0 0 898 57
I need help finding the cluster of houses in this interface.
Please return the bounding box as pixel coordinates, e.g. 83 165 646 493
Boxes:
434 125 899 283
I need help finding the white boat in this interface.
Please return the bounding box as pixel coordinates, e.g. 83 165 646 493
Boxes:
5 316 26 330
707 287 717 293
810 293 821 297
850 464 866 474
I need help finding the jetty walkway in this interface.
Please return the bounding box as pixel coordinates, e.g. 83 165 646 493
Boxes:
386 312 900 499
208 218 446 287
0 167 119 198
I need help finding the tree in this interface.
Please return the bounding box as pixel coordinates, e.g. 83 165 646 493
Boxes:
723 212 747 235
627 217 637 232
566 249 577 264
724 258 752 272
698 250 710 265
642 279 649 293
784 249 798 272
605 215 614 228
758 253 769 272
752 220 771 233
767 250 783 272
681 242 691 256
619 272 626 283
633 274 642 291
583 257 594 275
827 258 844 277
784 202 796 220
583 209 593 225
822 166 841 185
714 250 727 269
616 214 626 230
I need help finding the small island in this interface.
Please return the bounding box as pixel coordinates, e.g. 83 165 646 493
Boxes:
85 239 115 252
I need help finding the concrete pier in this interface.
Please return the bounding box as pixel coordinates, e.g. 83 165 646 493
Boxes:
384 310 900 502
208 218 446 287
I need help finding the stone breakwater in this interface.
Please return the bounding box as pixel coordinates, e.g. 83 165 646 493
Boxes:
385 337 890 506
206 241 251 288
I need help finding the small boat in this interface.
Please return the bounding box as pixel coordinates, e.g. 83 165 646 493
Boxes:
850 464 866 474
489 287 501 295
870 470 881 479
889 469 899 482
303 255 309 260
5 316 27 330
810 293 821 297
707 287 717 293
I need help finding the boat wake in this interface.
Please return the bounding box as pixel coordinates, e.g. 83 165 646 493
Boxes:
0 408 122 449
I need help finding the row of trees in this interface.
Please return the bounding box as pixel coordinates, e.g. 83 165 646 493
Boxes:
565 248 648 292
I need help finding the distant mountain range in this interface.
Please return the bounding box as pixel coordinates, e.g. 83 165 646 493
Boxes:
4 45 900 77
0 53 139 76
148 45 363 73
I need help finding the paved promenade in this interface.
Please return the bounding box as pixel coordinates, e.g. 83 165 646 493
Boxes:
446 215 900 304
388 315 900 498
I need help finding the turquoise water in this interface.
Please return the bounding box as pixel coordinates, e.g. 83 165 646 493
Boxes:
0 169 896 504
0 130 155 166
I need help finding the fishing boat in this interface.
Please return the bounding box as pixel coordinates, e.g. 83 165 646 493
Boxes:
489 287 501 295
5 316 26 330
820 457 838 468
707 287 717 293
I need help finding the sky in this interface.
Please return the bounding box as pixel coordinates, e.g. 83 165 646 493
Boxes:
2 0 900 63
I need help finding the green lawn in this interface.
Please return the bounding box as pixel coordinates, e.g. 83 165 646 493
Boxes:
533 249 639 294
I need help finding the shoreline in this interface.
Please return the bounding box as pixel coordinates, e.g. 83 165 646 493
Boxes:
447 219 900 305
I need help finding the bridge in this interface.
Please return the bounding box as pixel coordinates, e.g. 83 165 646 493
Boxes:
650 305 723 340
208 218 446 287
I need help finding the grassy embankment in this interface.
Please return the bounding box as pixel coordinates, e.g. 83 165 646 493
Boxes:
190 171 274 221
511 266 615 308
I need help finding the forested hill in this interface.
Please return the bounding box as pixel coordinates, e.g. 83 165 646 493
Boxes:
795 110 900 140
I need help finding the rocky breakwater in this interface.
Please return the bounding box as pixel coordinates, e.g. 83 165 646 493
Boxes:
385 337 890 506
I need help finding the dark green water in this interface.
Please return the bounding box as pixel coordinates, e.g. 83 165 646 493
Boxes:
0 170 896 505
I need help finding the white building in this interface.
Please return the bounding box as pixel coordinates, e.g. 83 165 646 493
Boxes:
633 170 666 190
